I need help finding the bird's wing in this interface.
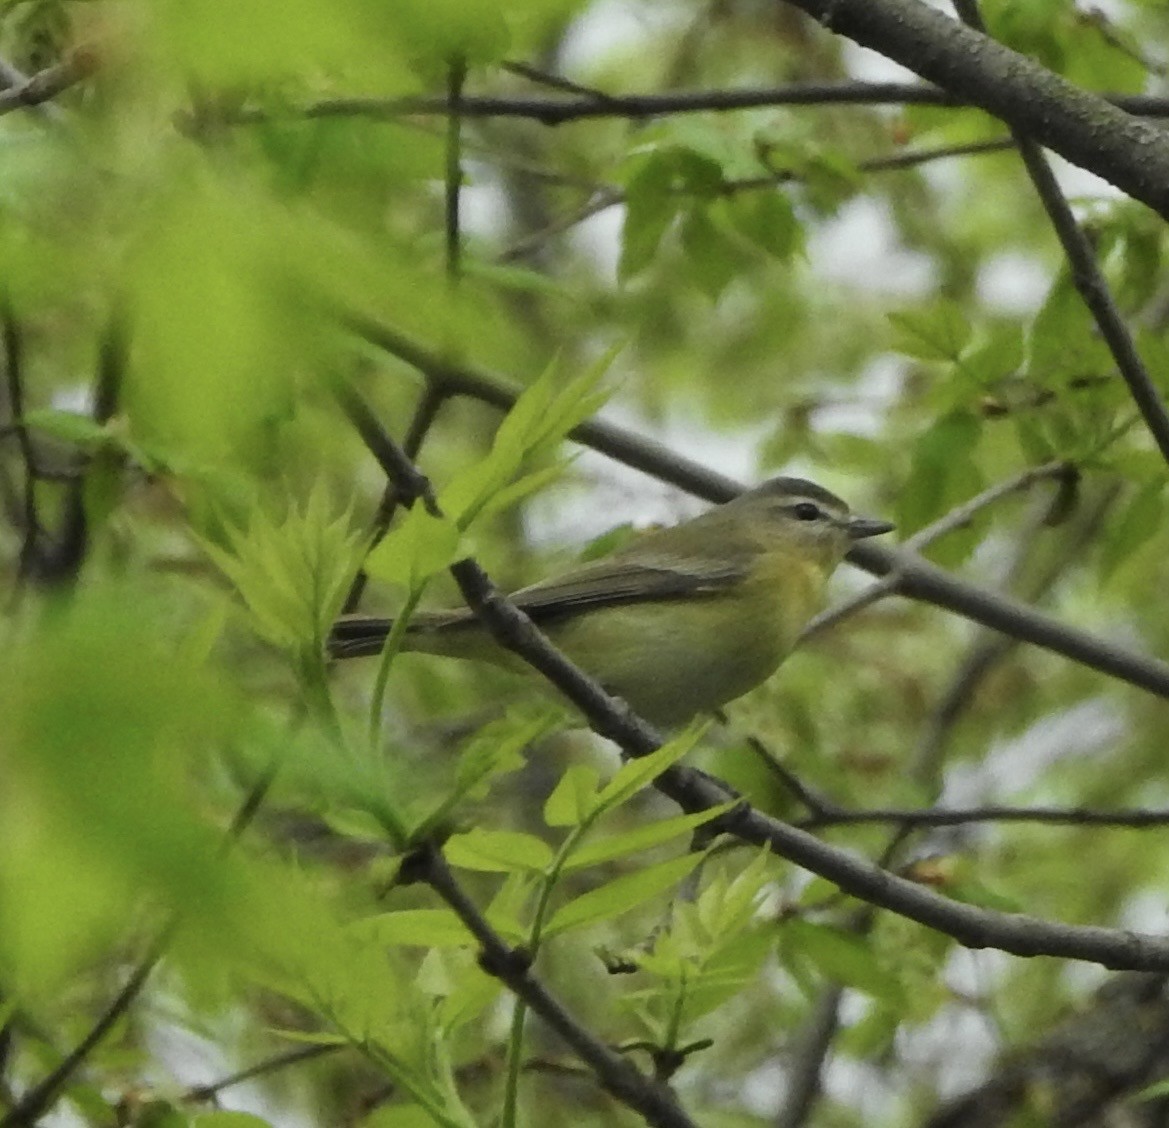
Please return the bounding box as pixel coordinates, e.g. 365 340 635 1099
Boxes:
507 552 749 623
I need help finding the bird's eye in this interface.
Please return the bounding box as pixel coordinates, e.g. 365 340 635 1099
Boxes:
792 501 823 521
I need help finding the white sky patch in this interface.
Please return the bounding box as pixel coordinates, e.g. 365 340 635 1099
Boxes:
842 40 921 85
1047 152 1125 204
569 199 625 282
459 173 511 242
976 251 1051 314
808 197 937 298
560 0 686 78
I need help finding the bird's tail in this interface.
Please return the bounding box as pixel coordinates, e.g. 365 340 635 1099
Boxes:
328 610 480 660
328 616 395 658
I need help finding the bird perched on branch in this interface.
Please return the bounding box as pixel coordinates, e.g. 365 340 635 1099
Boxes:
330 477 893 726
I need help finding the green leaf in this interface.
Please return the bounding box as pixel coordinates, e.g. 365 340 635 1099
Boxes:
897 411 983 544
444 828 554 873
723 192 803 260
592 722 709 818
1098 479 1165 578
543 853 703 938
888 302 971 363
543 763 602 827
361 910 474 948
362 1105 449 1128
453 711 553 801
1028 272 1111 384
395 0 511 79
619 153 681 280
947 879 1024 914
563 805 735 871
440 354 611 529
780 920 904 1006
193 1113 275 1128
1131 1076 1169 1104
22 409 112 449
200 482 366 655
680 207 741 301
695 846 775 942
364 505 462 592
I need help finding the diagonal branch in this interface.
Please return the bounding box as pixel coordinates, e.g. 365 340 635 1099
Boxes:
0 51 94 118
772 0 1169 220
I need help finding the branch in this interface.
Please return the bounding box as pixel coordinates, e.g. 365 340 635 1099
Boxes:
0 51 94 117
414 845 697 1128
774 987 844 1128
184 1044 341 1103
500 137 1019 263
343 384 448 612
798 805 1169 830
350 317 1169 701
775 0 1169 220
228 82 1169 126
802 461 1074 641
1 307 40 583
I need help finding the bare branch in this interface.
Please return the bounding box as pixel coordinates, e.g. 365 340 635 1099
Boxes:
0 51 93 118
799 805 1169 831
227 83 1169 126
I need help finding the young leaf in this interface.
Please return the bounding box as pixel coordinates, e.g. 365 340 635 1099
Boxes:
888 302 971 363
543 763 602 828
444 828 554 873
453 710 555 801
591 721 709 819
543 853 703 939
780 919 905 1007
361 910 474 949
364 505 462 592
563 804 734 871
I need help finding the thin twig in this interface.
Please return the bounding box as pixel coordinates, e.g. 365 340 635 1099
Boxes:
500 60 619 103
798 804 1169 831
499 138 1016 264
223 83 1169 127
343 383 448 612
802 461 1074 641
739 731 845 819
1 307 40 582
0 51 93 117
444 57 466 286
774 987 844 1128
954 0 1169 467
184 1043 341 1103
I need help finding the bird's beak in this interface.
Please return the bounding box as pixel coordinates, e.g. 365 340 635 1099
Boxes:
846 515 895 539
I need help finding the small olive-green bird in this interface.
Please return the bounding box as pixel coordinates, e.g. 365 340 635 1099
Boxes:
330 477 893 726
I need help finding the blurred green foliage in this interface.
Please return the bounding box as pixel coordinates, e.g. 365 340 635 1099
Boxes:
2 0 1169 1125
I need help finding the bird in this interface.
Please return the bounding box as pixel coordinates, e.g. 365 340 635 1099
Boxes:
330 477 893 727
